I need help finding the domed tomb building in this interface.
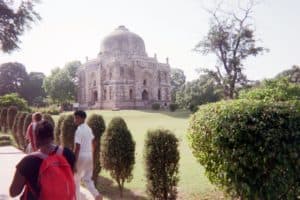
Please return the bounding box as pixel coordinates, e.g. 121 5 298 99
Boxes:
77 25 171 109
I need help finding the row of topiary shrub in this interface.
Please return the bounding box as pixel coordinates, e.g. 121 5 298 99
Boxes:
0 106 55 151
188 99 300 199
56 113 180 199
152 103 179 112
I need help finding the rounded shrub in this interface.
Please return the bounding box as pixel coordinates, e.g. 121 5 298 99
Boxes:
152 103 160 110
87 114 106 182
42 113 55 128
101 117 135 197
22 113 32 147
17 112 28 150
188 100 300 199
7 106 18 130
12 112 21 147
0 108 8 133
61 114 77 150
0 93 29 111
144 129 180 200
168 103 178 112
54 114 66 145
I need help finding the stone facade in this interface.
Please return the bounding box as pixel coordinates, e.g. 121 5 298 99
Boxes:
77 25 171 109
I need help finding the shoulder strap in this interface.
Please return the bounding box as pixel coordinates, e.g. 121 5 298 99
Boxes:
56 146 63 155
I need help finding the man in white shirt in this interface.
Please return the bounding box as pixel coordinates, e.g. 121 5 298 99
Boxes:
74 110 102 200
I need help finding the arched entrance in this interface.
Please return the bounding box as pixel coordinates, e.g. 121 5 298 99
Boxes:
142 90 149 101
93 91 98 104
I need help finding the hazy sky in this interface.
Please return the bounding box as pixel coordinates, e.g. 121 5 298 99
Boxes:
0 0 299 81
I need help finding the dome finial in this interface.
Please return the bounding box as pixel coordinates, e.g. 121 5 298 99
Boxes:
117 25 128 31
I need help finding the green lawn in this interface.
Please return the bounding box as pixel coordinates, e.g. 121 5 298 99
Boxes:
56 110 223 199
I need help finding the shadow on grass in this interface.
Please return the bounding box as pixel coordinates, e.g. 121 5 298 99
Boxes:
96 176 147 200
138 110 191 119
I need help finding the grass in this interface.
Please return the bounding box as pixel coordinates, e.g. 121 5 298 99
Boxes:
55 110 224 199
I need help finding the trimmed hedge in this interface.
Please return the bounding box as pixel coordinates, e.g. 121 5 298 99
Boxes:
169 103 178 112
17 112 28 150
42 113 55 128
188 100 300 199
7 106 18 130
22 113 32 147
152 103 160 110
144 129 180 200
87 114 106 182
54 114 66 145
0 108 8 133
61 114 77 150
101 117 135 197
12 112 21 147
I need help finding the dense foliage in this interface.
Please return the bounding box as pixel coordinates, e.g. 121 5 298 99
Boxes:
0 93 29 111
188 100 300 199
87 114 106 182
0 0 40 53
0 108 8 132
61 114 77 150
17 112 27 150
239 78 300 101
101 117 135 197
144 129 180 200
7 106 18 130
42 113 55 128
54 114 66 145
12 112 21 147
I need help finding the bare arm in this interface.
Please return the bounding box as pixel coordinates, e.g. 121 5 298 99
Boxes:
9 169 26 197
74 143 81 164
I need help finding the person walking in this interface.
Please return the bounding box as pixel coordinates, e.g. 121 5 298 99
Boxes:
10 120 76 199
25 112 42 153
73 110 102 200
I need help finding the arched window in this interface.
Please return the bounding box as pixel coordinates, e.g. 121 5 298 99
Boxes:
93 80 96 87
142 90 149 100
129 89 133 100
93 91 98 102
109 86 112 100
120 67 124 77
158 72 161 83
109 70 112 80
103 89 107 100
143 79 147 86
158 89 161 100
165 88 169 101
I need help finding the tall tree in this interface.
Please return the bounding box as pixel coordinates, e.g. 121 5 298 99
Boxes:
275 65 300 84
0 62 28 96
170 68 186 102
43 61 81 104
0 0 40 53
194 1 266 99
23 72 46 105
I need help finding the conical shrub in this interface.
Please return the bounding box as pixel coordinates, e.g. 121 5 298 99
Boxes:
7 106 18 130
61 114 77 150
144 129 180 200
12 112 21 147
101 117 135 197
17 112 28 150
87 114 106 182
23 113 32 148
42 113 55 128
54 114 66 145
0 108 8 133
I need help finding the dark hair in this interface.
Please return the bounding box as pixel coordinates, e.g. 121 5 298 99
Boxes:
74 110 87 119
33 112 42 121
35 120 54 142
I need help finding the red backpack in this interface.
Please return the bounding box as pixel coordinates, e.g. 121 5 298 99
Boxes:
26 146 76 200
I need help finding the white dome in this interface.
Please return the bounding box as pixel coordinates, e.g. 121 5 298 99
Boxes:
100 26 147 56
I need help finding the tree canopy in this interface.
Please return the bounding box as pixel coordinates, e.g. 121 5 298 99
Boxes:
43 61 81 104
194 1 267 99
0 0 40 53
